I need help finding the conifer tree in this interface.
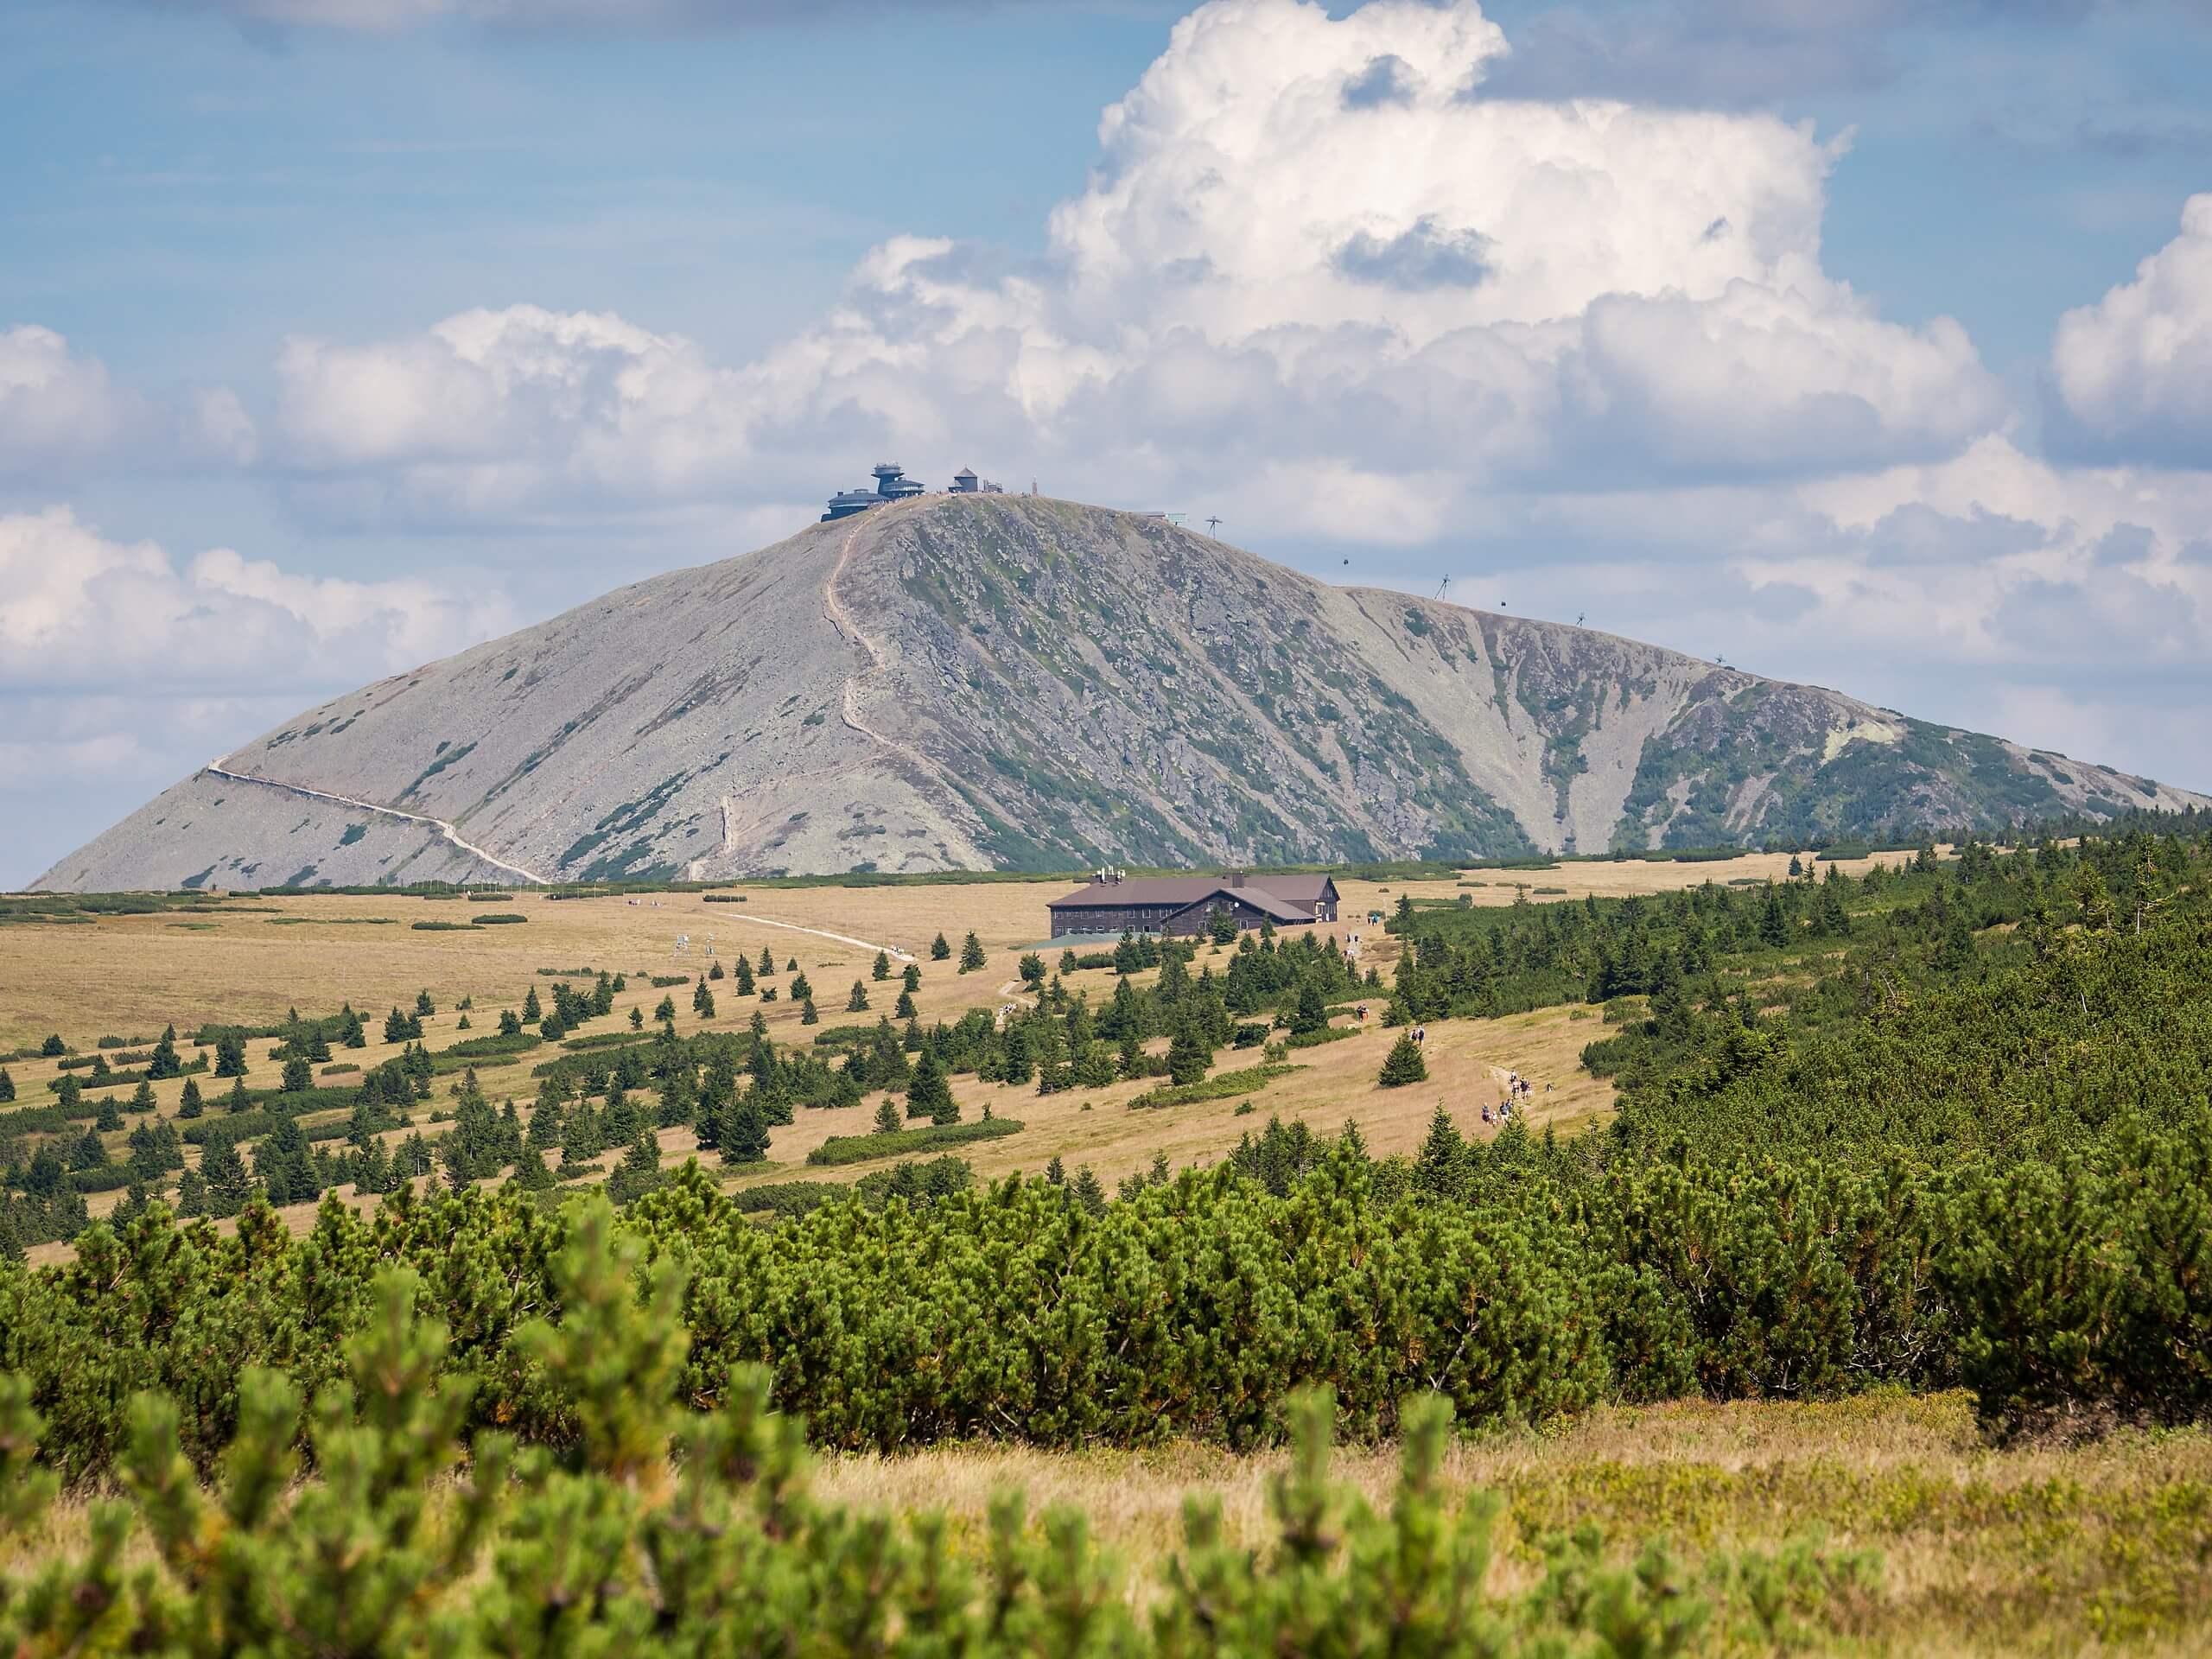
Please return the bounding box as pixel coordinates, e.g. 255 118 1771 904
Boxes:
523 984 542 1022
760 946 775 975
708 958 724 982
1379 1032 1428 1087
175 1167 209 1217
1167 1023 1211 1086
281 1057 313 1093
873 950 891 982
790 971 813 1002
906 1051 956 1123
1071 1164 1108 1214
416 989 435 1018
199 1137 252 1216
94 1096 124 1133
177 1077 201 1118
655 995 677 1026
214 1030 248 1077
1413 1104 1466 1199
873 1096 902 1135
847 981 869 1013
959 932 986 973
902 962 921 993
693 981 716 1020
0 1067 12 1103
147 1026 181 1080
724 1096 770 1165
734 957 755 995
129 1081 156 1114
606 1133 665 1205
894 990 917 1020
254 1117 321 1205
799 998 819 1026
931 931 951 961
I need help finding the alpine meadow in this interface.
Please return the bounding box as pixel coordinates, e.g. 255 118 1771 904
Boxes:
7 0 2212 1655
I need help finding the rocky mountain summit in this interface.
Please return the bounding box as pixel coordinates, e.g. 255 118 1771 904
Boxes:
36 496 2206 890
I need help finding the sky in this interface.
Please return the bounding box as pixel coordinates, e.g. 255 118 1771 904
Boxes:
4 0 2211 887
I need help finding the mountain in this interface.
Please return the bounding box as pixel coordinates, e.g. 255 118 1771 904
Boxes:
35 495 2208 891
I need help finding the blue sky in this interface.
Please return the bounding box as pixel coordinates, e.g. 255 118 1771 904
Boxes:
5 0 2212 885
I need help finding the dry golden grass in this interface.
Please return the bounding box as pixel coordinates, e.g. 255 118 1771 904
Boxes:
4 1391 2202 1654
816 1391 2212 1656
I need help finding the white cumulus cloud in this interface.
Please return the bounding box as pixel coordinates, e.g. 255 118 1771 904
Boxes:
264 0 2008 536
2050 194 2212 465
0 505 517 694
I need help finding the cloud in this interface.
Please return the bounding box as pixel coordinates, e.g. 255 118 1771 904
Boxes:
0 505 516 694
262 0 2007 534
2049 194 2212 465
0 326 256 477
0 327 144 474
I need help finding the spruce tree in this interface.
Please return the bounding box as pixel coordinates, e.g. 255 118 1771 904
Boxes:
254 1117 321 1205
799 998 819 1026
847 981 870 1013
1166 1023 1211 1086
148 1026 181 1080
199 1137 252 1216
902 963 922 993
724 1097 770 1165
930 932 951 961
1070 1165 1107 1214
906 1052 957 1123
598 1134 657 1205
95 1096 124 1133
894 990 917 1020
759 946 775 975
523 984 542 1022
693 981 716 1020
734 957 755 995
282 1057 313 1093
873 1096 902 1135
959 932 986 973
1378 1032 1428 1087
214 1030 248 1077
0 1068 12 1103
790 972 813 1002
416 989 435 1018
1413 1104 1466 1198
129 1081 156 1114
177 1077 202 1118
873 950 891 982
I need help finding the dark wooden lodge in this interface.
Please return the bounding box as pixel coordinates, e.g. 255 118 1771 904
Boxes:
1046 872 1340 938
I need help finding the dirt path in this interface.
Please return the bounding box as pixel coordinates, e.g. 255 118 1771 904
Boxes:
203 762 552 885
715 912 912 960
822 515 945 789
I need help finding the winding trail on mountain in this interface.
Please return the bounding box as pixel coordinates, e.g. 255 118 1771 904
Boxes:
822 515 944 790
202 762 551 885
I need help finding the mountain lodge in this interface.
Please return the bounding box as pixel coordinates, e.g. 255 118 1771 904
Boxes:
1046 871 1340 938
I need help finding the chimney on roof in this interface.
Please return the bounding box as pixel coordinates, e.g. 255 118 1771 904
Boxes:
1230 870 1246 887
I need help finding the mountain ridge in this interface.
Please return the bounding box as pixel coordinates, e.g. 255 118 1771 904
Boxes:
35 495 2207 891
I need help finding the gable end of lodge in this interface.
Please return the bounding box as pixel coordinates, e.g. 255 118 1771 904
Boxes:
1046 871 1340 939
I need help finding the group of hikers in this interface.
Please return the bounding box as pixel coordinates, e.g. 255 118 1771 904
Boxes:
1482 1069 1537 1128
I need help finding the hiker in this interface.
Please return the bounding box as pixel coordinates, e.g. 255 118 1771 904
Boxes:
1413 1025 1426 1046
1482 1103 1493 1125
1356 1004 1368 1022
